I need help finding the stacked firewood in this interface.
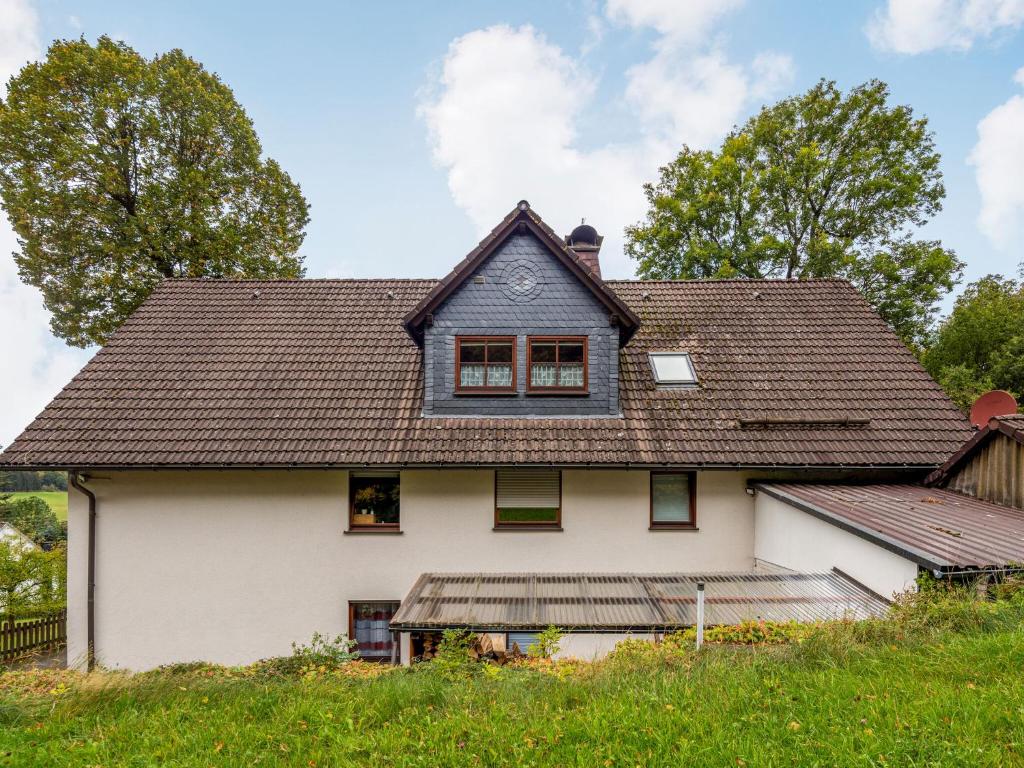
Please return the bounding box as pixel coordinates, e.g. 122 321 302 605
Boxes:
414 632 527 664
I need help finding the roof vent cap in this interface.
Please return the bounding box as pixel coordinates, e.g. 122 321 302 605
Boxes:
569 221 599 246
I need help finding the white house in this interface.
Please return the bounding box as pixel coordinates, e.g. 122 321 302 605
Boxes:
4 201 1018 671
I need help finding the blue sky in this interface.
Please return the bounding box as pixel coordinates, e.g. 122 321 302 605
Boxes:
1 0 1023 444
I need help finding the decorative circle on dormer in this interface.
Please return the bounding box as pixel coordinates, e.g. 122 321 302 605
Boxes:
500 260 543 303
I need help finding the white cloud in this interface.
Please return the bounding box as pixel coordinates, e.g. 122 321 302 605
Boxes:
0 0 93 449
969 68 1024 249
605 0 744 46
420 5 793 278
867 0 1024 53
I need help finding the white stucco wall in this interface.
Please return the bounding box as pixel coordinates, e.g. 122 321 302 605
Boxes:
67 469 754 670
753 491 919 600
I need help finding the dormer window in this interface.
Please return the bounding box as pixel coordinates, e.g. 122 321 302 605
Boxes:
649 352 697 386
528 337 587 393
456 336 516 393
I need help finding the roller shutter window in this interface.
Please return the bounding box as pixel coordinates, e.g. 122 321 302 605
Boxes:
495 469 561 526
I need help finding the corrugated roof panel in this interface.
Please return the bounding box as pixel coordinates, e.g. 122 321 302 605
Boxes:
757 482 1024 570
390 570 887 631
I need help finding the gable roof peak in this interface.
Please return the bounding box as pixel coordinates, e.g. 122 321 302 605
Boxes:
402 201 640 346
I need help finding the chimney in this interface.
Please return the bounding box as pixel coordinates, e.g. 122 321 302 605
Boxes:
565 220 603 278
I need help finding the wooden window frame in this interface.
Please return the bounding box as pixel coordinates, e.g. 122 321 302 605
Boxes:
348 600 401 664
348 472 401 533
649 471 697 530
526 336 589 394
493 469 563 530
455 335 518 394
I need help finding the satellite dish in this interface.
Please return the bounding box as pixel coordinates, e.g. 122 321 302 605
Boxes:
969 390 1018 428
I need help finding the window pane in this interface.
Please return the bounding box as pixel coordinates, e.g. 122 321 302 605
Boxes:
460 364 485 387
559 342 584 363
459 342 485 363
559 364 584 388
487 364 513 387
531 363 557 387
496 507 559 524
650 353 696 384
531 342 556 363
488 342 513 363
351 473 400 526
652 474 691 524
352 601 398 661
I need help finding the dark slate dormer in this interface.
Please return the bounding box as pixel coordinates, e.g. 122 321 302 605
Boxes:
403 201 640 417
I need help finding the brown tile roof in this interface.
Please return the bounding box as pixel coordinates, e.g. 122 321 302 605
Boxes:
925 414 1024 486
0 277 971 469
756 482 1024 570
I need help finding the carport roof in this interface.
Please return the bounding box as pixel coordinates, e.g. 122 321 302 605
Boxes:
755 482 1024 571
389 569 888 632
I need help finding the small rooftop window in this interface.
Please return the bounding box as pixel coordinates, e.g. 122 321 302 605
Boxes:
649 352 697 386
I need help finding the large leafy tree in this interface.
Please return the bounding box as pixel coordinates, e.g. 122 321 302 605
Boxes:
922 269 1024 411
0 37 309 346
626 79 962 347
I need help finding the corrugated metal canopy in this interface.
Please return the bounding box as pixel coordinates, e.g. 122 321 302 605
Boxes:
390 570 887 632
757 482 1024 570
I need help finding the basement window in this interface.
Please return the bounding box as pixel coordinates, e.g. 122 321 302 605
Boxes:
649 352 697 386
495 469 562 528
349 601 400 663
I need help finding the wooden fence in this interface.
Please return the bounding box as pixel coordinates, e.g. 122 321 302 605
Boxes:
0 612 66 661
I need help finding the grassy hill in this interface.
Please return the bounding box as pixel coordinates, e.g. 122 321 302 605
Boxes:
5 491 68 521
1 605 1022 766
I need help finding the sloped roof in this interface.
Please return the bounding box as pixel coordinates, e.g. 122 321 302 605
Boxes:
925 414 1024 486
402 201 639 345
389 569 888 632
0 277 971 469
756 482 1024 570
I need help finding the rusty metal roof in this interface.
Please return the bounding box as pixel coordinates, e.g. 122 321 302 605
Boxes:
389 569 887 632
756 482 1024 571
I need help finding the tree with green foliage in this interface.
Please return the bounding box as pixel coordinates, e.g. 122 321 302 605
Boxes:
923 269 1024 412
0 541 66 618
626 79 962 348
0 36 310 347
0 495 65 548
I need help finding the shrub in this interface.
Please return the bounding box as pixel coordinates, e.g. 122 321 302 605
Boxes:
527 626 564 659
429 629 478 679
251 633 358 676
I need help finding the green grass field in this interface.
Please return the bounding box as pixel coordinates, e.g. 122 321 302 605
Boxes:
1 628 1022 767
5 491 68 521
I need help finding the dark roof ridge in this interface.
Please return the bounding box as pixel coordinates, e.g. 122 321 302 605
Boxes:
606 277 854 284
401 201 641 345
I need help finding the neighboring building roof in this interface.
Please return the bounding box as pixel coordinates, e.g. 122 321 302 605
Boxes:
389 569 888 632
0 522 38 552
925 414 1024 487
402 201 640 345
755 482 1024 571
0 277 971 469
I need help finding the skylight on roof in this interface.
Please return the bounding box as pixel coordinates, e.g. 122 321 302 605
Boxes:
649 352 697 386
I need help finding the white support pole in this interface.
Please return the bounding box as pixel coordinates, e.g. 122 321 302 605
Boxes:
695 582 705 649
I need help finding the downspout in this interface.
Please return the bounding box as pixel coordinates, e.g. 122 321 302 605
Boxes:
69 472 96 672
